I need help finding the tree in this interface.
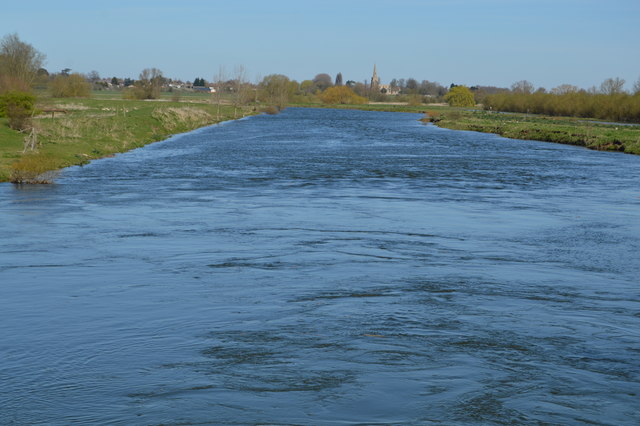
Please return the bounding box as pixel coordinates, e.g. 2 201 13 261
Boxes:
313 73 332 91
260 74 292 109
50 73 91 97
352 82 366 97
87 70 100 83
419 80 446 97
444 86 475 107
634 76 640 95
319 86 367 104
335 72 343 86
511 80 534 94
213 66 226 120
600 77 625 95
300 80 315 94
111 77 119 86
231 65 252 118
405 78 418 94
127 68 164 99
551 84 579 95
0 33 46 93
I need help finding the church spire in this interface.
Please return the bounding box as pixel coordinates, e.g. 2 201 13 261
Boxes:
371 64 380 92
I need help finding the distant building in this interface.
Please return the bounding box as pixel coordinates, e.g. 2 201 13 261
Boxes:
370 64 380 93
370 65 400 95
193 86 215 93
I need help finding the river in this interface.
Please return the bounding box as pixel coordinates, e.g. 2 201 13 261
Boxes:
1 107 639 424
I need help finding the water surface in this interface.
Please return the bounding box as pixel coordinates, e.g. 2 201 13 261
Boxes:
1 108 639 424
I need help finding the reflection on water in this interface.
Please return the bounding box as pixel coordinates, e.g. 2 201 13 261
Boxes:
1 108 639 424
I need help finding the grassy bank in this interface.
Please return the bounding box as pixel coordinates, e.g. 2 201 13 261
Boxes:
295 102 640 155
427 109 640 155
0 97 252 182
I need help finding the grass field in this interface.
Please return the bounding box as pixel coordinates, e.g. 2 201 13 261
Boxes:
0 95 251 182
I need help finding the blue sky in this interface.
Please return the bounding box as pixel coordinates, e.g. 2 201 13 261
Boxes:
2 0 639 90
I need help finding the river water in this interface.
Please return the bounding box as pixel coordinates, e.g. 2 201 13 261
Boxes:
1 108 639 424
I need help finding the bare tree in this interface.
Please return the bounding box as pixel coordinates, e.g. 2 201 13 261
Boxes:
313 73 332 91
213 66 226 120
231 65 252 118
0 33 46 92
125 68 164 99
551 84 579 95
87 70 100 83
511 80 534 94
600 77 626 95
633 76 640 95
335 72 343 86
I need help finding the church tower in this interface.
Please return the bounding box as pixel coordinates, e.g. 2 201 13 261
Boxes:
370 64 380 93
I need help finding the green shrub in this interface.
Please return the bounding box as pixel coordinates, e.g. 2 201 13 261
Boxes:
0 91 36 130
444 86 475 107
319 86 367 105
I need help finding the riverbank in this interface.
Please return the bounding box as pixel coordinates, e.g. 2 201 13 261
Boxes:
295 102 640 155
426 109 640 155
0 97 252 183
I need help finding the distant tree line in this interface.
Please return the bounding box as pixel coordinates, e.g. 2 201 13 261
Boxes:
193 77 207 87
484 78 640 123
3 32 640 123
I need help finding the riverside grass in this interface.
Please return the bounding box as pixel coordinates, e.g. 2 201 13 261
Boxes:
0 96 246 182
295 102 640 155
427 109 640 155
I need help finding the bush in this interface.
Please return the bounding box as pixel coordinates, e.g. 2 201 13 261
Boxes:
10 153 60 184
444 86 475 107
319 86 367 105
50 73 91 98
124 68 164 100
484 91 640 123
0 91 36 130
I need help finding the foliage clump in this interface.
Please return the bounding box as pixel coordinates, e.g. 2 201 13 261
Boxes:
319 86 367 105
444 86 475 107
50 73 91 98
0 90 36 130
259 74 295 110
